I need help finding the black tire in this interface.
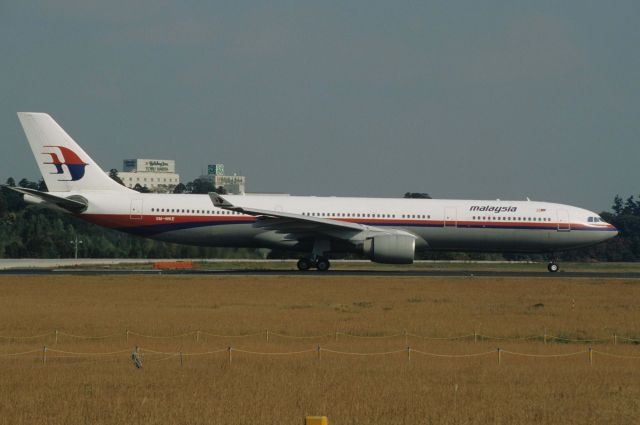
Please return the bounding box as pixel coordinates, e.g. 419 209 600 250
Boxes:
297 258 312 271
316 257 331 272
547 263 559 273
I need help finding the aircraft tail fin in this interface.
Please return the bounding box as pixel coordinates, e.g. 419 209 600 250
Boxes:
17 112 130 193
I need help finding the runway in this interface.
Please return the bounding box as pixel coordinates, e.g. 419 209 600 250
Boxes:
1 268 640 279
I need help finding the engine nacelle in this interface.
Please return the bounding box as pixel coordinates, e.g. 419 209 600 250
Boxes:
362 234 415 264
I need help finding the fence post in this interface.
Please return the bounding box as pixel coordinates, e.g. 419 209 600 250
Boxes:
614 333 617 345
266 329 269 343
42 346 47 365
317 344 321 361
497 348 501 366
474 330 477 344
126 329 129 343
196 331 200 343
589 347 593 366
407 346 411 361
335 329 338 342
55 330 58 345
228 346 232 365
180 351 183 367
543 328 547 345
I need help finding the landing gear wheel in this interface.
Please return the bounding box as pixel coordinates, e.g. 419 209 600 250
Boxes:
316 257 331 272
547 262 559 273
297 258 312 271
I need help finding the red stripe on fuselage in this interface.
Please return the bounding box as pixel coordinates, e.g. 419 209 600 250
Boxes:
78 214 611 232
81 214 256 229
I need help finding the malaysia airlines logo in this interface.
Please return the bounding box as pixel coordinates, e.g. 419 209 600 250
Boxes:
42 145 88 181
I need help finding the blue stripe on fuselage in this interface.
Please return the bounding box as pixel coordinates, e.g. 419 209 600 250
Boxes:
118 219 615 236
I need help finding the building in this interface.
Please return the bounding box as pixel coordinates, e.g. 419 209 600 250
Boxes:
118 159 180 193
198 163 246 194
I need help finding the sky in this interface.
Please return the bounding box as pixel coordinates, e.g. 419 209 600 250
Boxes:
1 1 638 211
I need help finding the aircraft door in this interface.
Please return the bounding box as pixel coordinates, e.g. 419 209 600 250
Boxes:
557 210 570 231
444 207 457 227
130 199 143 220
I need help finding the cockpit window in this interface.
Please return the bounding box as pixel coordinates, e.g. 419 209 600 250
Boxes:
588 217 594 222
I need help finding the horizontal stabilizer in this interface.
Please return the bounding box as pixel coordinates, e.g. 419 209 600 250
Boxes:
3 186 88 213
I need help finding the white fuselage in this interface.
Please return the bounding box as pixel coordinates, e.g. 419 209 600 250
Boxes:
60 191 617 254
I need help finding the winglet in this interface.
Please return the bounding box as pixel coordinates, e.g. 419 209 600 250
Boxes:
210 193 236 209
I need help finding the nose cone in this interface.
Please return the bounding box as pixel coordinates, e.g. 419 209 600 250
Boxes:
597 222 619 243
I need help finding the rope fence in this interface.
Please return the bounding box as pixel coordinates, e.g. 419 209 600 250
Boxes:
1 329 640 345
2 345 640 367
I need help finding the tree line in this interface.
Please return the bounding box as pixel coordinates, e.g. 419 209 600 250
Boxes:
0 177 638 261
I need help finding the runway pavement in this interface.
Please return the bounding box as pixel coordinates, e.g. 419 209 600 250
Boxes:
1 268 639 279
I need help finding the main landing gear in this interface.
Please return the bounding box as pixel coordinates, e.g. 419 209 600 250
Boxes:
297 238 332 271
297 257 331 272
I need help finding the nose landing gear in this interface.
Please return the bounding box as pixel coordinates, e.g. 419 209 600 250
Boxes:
546 254 560 272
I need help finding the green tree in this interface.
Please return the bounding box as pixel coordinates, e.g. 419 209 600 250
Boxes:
612 195 623 215
191 178 216 194
109 169 125 186
133 183 150 193
173 183 187 194
37 178 47 192
18 178 38 189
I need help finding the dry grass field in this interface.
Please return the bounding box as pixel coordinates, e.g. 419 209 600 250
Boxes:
1 274 639 424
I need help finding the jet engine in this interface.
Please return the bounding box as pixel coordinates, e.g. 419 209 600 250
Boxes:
362 234 415 264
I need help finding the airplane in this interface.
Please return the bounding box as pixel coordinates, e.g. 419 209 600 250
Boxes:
5 112 618 272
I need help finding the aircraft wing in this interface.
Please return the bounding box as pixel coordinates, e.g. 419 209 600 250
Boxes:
2 186 88 213
209 193 415 241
